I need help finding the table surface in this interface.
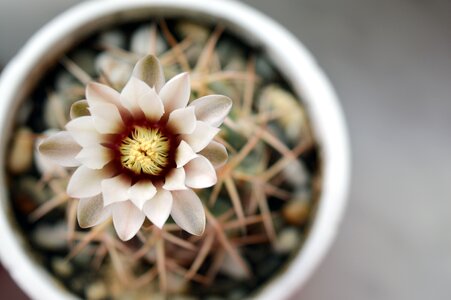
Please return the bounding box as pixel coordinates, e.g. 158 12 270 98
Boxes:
1 0 451 299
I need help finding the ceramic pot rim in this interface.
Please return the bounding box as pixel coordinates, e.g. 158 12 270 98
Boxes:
0 1 350 299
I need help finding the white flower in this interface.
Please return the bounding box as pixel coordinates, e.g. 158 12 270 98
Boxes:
39 55 231 241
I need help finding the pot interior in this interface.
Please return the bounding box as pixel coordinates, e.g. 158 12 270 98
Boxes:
2 3 325 299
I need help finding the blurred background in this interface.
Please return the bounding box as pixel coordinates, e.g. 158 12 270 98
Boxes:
1 0 450 299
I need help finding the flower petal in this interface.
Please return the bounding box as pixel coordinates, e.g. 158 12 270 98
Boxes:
120 76 149 117
199 141 228 168
159 72 190 113
189 95 232 127
77 195 111 228
70 100 90 119
167 107 196 135
181 121 220 152
184 156 217 189
137 88 164 123
102 174 131 206
86 82 125 111
128 180 157 210
163 167 187 191
67 166 114 198
66 116 108 147
38 131 81 167
112 200 145 241
89 101 125 134
132 55 165 92
142 189 173 228
75 144 114 169
171 190 206 236
175 140 197 168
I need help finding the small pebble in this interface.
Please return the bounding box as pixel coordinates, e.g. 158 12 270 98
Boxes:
44 93 68 129
274 228 301 254
282 159 308 187
32 222 68 250
72 244 96 265
51 257 73 278
86 281 108 300
224 55 246 72
282 197 310 226
8 127 34 174
131 24 167 56
99 29 126 49
95 52 133 90
259 85 308 143
175 21 209 43
167 273 189 294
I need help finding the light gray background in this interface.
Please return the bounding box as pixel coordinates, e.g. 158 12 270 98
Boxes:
1 0 451 299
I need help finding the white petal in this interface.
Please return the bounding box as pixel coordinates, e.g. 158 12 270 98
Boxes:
70 99 90 119
89 102 125 134
128 180 157 210
38 131 81 167
189 95 232 127
184 156 217 189
199 141 228 168
159 72 190 113
136 81 165 122
163 167 187 191
34 146 67 177
66 116 108 147
132 54 165 92
75 144 113 169
171 190 206 236
120 77 149 117
167 107 196 135
181 121 220 152
67 166 113 198
77 195 111 228
175 140 198 168
102 174 131 206
86 82 125 113
142 189 173 228
112 200 145 241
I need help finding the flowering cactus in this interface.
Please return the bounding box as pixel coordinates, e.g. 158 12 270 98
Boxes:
39 55 232 240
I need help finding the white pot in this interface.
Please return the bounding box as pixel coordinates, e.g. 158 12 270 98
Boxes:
0 0 350 299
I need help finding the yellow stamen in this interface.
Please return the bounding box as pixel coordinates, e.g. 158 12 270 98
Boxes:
119 127 170 175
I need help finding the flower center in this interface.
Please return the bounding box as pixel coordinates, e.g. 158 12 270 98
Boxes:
119 127 170 175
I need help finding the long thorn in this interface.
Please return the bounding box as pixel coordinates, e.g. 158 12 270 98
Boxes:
195 25 223 73
156 236 167 294
163 231 197 251
185 232 215 280
29 193 69 222
242 56 256 117
224 176 246 232
205 209 251 278
61 56 92 85
159 20 191 71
